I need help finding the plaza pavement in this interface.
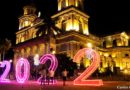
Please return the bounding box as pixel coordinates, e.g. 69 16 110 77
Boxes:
0 81 130 90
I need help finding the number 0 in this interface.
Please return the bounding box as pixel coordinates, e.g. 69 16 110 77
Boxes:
15 58 30 83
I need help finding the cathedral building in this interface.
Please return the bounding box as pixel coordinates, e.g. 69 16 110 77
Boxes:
14 0 130 74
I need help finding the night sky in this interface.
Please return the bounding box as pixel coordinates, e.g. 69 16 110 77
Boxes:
0 0 130 45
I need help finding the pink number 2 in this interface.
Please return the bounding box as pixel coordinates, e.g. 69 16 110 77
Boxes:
0 61 11 82
40 54 58 71
37 54 58 84
73 48 103 86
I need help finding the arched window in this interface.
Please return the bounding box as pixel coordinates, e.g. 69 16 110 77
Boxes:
113 40 117 47
78 0 82 9
103 41 106 48
80 45 83 49
79 21 83 33
129 39 130 46
61 0 66 9
62 20 66 31
125 54 129 57
21 36 25 42
74 0 77 6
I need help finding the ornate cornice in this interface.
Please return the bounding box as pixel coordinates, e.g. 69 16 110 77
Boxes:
51 7 89 19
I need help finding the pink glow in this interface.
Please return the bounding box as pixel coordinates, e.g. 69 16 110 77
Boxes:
40 54 58 71
73 48 103 86
37 54 58 84
0 61 11 82
15 58 30 83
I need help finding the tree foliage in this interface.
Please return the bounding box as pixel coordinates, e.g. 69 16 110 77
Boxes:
55 54 77 77
0 38 11 60
35 16 62 53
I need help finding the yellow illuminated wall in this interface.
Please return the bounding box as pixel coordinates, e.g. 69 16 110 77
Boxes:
58 0 83 11
16 28 38 44
19 5 37 29
15 1 130 75
66 19 79 31
55 13 89 35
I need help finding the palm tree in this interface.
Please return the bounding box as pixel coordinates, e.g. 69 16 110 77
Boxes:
0 38 11 61
36 16 62 53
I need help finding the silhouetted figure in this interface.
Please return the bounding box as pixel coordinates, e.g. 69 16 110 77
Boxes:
62 69 68 86
46 70 50 85
49 70 55 84
40 69 46 85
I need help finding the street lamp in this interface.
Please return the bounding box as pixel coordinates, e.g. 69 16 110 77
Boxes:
9 59 12 63
52 50 56 54
87 43 92 48
124 69 128 74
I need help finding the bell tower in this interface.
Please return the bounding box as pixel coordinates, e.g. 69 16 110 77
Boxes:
16 4 43 44
19 4 37 30
58 0 84 11
52 0 90 59
52 0 89 35
23 5 36 15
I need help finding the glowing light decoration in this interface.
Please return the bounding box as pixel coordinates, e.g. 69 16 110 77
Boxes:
16 58 30 83
0 61 11 82
86 49 93 60
73 48 103 86
37 54 58 84
34 54 40 66
40 54 58 71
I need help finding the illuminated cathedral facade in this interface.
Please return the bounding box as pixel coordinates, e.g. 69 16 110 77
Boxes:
14 0 130 74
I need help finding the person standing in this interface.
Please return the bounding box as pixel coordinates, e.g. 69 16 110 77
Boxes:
49 70 55 84
40 69 46 85
46 70 50 85
62 69 68 86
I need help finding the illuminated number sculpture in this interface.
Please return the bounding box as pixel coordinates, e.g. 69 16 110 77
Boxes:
37 54 58 84
73 48 103 86
0 61 11 82
15 58 30 83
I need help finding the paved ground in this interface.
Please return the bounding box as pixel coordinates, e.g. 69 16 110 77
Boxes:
0 81 130 90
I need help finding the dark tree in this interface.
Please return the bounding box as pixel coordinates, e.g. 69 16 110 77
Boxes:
55 54 77 77
79 58 85 70
105 67 113 76
0 38 11 61
36 15 63 53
